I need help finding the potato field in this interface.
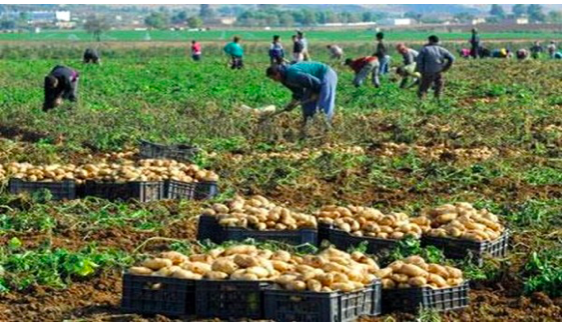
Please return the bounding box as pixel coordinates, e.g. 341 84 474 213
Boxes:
0 41 561 322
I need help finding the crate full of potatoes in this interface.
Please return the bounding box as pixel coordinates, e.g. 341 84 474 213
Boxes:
420 202 509 266
314 205 429 255
197 196 317 245
376 255 469 313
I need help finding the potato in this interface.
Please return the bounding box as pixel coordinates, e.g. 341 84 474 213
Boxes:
428 264 449 278
390 231 405 240
234 254 260 268
323 262 348 273
272 260 292 272
212 203 229 214
211 259 239 274
397 283 411 289
276 274 298 285
189 254 213 264
447 277 464 287
286 280 307 291
205 271 229 280
316 273 334 287
224 245 257 256
201 208 216 216
306 279 323 292
390 273 409 284
160 251 188 265
428 274 448 288
381 278 396 289
332 272 350 284
246 266 269 278
231 272 259 281
142 258 173 270
437 213 457 224
331 282 355 292
128 266 153 275
155 266 181 277
187 262 212 275
389 261 405 272
375 267 393 279
172 269 200 279
445 266 463 279
408 276 427 287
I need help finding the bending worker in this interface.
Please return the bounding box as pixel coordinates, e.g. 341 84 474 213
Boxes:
344 56 380 88
396 43 420 89
83 48 100 64
266 61 338 137
43 65 79 112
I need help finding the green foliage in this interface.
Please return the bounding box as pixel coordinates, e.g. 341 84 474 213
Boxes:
0 241 133 292
522 249 562 298
382 236 445 266
417 307 442 322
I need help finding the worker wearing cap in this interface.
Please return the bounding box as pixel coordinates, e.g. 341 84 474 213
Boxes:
266 61 338 136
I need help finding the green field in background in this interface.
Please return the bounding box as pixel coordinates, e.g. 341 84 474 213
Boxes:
0 29 560 42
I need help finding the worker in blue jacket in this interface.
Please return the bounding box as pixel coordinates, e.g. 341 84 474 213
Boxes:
266 61 338 137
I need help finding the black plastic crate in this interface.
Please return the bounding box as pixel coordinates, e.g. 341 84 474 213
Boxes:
421 230 509 266
83 180 164 202
139 139 199 162
327 227 399 256
382 281 469 313
121 273 196 316
195 280 270 319
264 281 381 322
193 181 218 200
197 215 318 246
164 180 196 200
8 178 76 200
317 223 331 244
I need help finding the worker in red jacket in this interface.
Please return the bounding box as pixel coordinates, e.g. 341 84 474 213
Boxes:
344 56 380 88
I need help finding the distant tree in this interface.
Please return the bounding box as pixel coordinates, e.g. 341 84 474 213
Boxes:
362 12 375 22
0 19 16 30
84 15 110 42
453 12 475 23
257 4 278 11
512 4 527 17
187 16 203 29
302 10 316 26
527 4 546 22
548 10 562 24
325 11 338 23
279 12 294 27
171 11 188 25
144 12 169 29
404 11 422 20
490 4 505 19
199 4 215 19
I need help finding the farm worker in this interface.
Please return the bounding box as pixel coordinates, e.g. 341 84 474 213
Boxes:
491 48 510 59
459 48 471 59
191 40 202 61
469 28 481 59
373 32 390 75
416 35 455 100
344 56 380 88
297 31 310 61
43 65 79 112
327 44 343 60
223 36 244 69
396 43 420 89
555 52 562 60
516 49 529 60
266 61 338 137
530 41 543 59
291 35 304 63
83 48 100 64
547 41 557 59
269 35 285 65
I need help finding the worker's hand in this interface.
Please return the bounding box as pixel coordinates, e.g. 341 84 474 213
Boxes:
55 97 63 106
284 100 299 112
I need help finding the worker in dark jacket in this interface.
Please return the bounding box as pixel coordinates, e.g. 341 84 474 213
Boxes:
83 48 100 64
530 41 543 59
416 35 455 100
266 62 338 137
469 28 481 59
373 32 390 75
43 65 79 112
344 56 380 88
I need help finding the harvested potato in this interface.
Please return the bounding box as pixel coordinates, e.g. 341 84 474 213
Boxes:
142 258 173 270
